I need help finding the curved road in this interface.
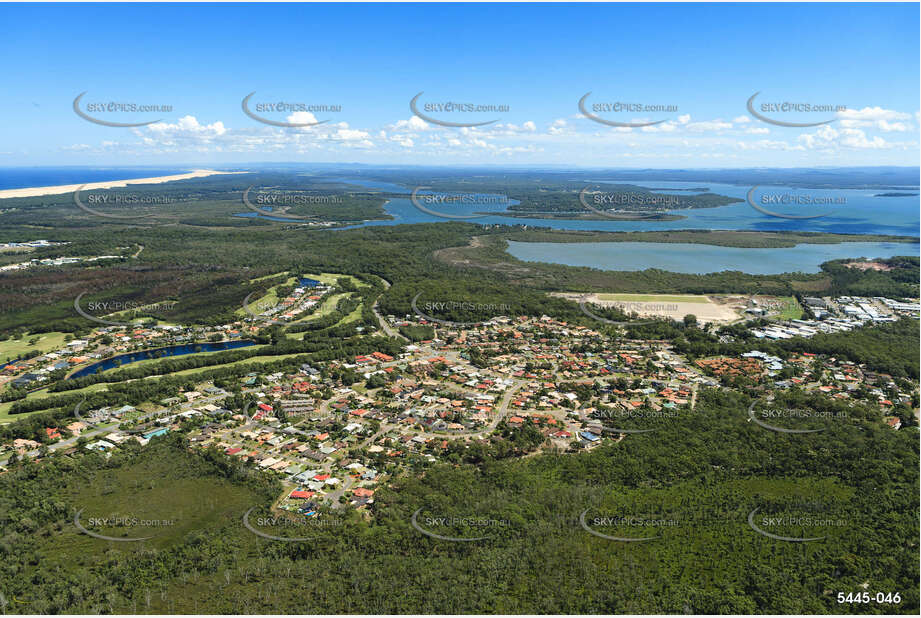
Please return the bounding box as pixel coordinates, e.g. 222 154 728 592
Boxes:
370 276 410 342
0 390 236 468
416 379 525 440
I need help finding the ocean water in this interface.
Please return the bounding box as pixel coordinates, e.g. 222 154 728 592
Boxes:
0 167 188 190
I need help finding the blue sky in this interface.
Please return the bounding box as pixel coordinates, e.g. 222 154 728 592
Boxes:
0 2 918 167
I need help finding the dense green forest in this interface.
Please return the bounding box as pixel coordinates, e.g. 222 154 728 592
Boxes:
2 220 916 336
668 318 920 379
0 173 392 230
0 388 916 614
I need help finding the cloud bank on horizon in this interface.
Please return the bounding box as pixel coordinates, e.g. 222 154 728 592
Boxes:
58 104 920 167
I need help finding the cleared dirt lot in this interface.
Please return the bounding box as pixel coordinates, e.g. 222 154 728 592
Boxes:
554 292 741 324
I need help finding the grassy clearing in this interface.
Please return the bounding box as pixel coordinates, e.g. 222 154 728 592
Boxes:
287 292 349 324
0 331 70 363
340 301 364 324
33 445 263 570
248 270 290 283
0 382 112 423
234 276 297 319
775 296 804 320
235 272 363 321
166 353 308 377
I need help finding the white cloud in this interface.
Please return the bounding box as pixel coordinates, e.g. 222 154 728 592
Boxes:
285 111 320 127
877 119 911 132
146 115 226 137
484 121 538 135
392 116 430 132
641 121 677 133
331 125 371 141
798 125 891 150
837 106 913 132
53 101 918 165
548 118 569 135
735 139 801 151
685 119 733 132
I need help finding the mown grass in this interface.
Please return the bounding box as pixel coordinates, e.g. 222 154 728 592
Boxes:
774 296 805 320
0 331 70 363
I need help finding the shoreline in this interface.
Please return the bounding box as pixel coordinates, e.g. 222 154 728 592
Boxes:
0 169 247 199
489 210 686 222
501 229 920 247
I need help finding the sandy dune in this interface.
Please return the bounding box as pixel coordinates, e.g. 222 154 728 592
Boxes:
0 169 246 199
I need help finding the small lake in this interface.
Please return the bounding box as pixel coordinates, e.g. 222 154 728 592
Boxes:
506 240 917 275
68 340 257 379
